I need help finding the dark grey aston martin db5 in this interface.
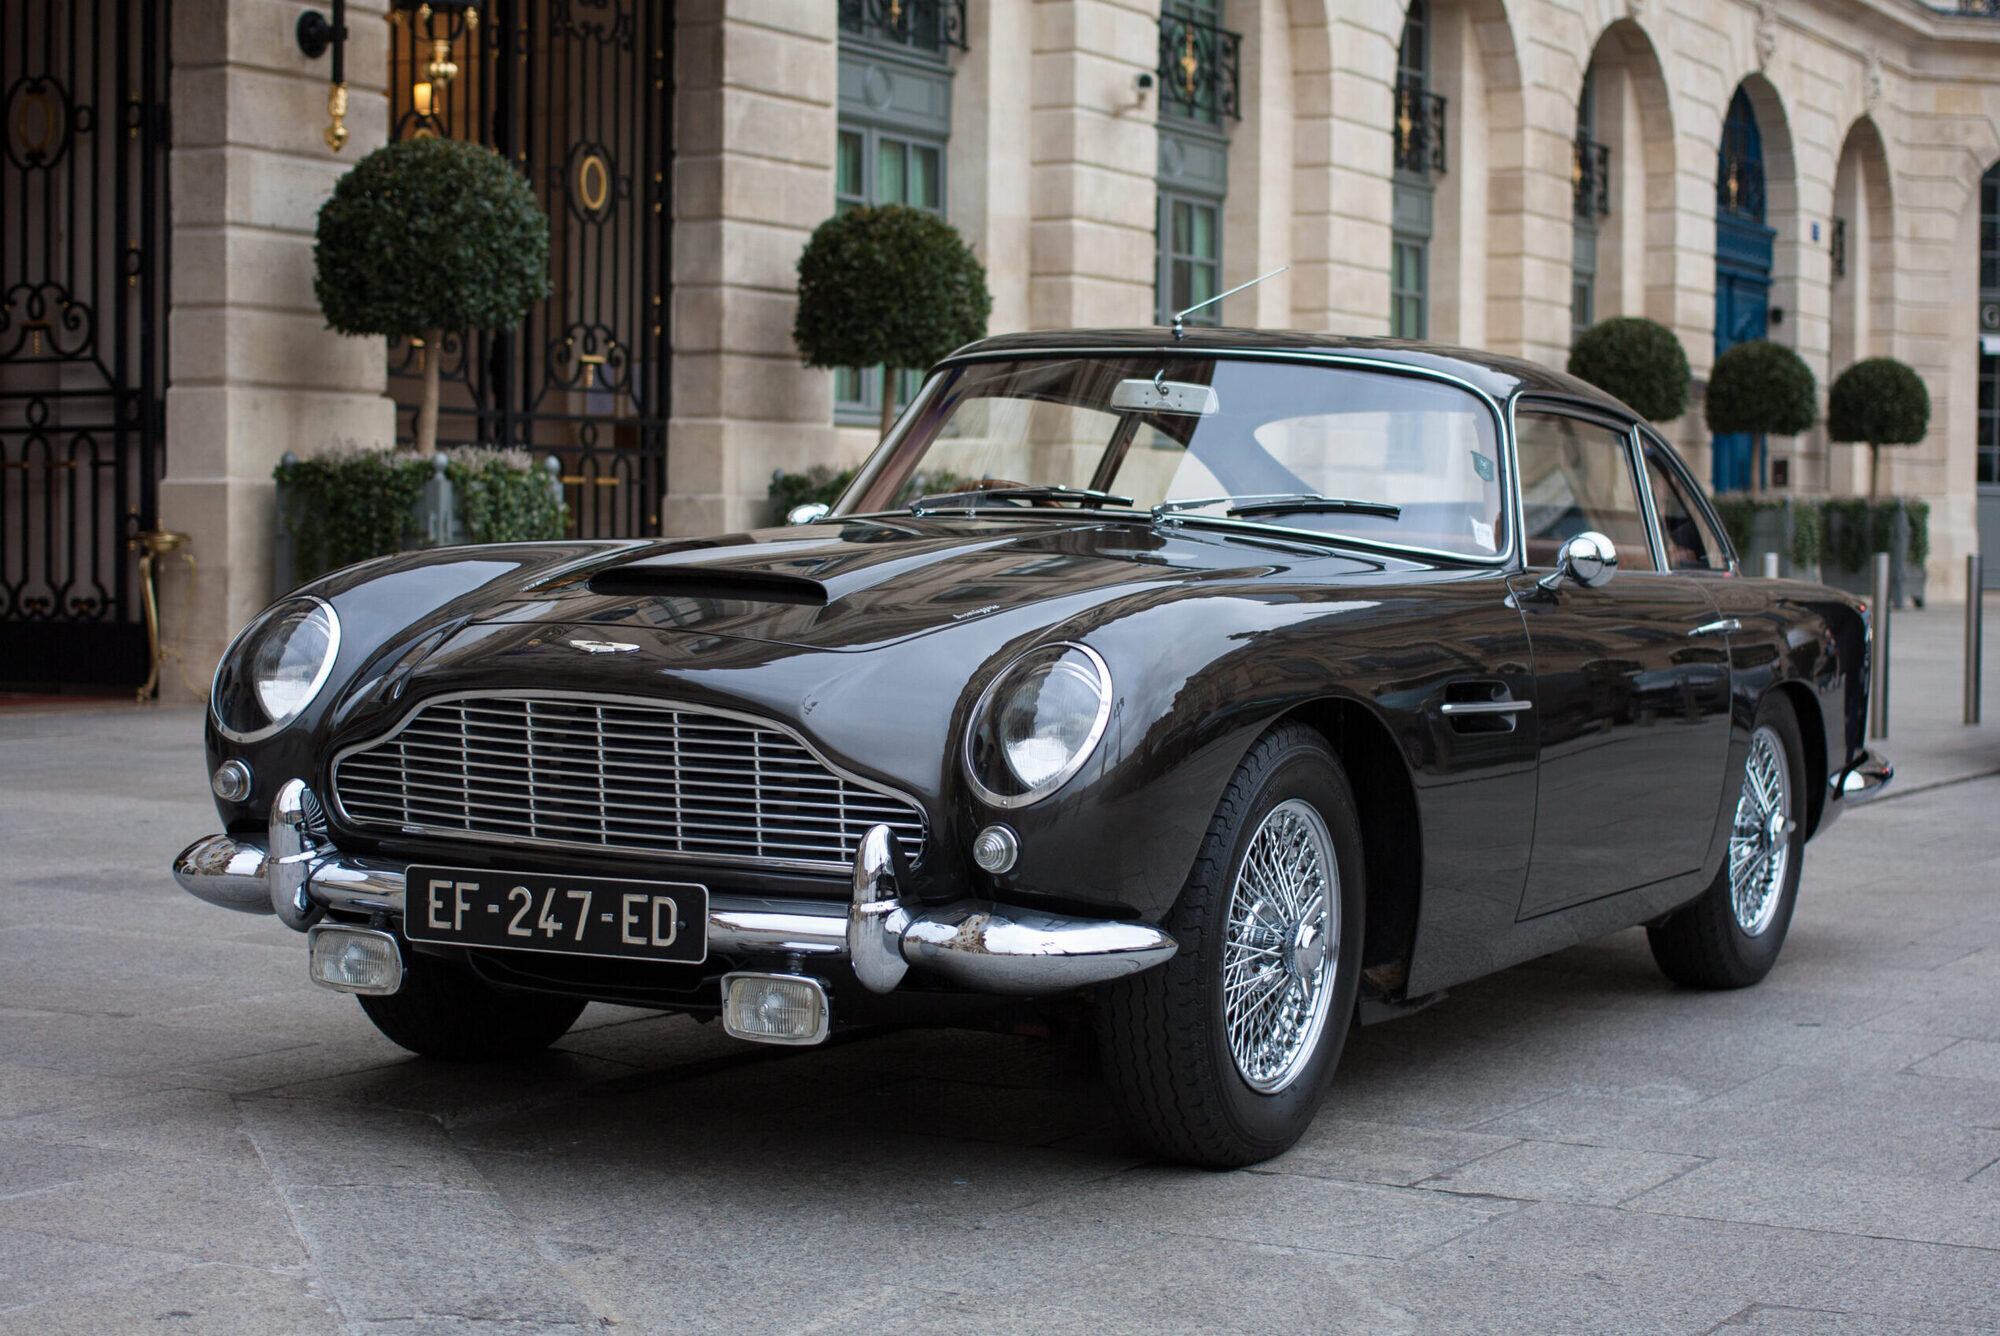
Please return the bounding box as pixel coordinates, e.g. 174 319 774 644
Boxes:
174 329 1891 1166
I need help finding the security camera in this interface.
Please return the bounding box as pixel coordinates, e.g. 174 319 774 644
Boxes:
1121 70 1155 114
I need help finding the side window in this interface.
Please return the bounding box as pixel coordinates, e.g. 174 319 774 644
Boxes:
1643 446 1726 571
1515 412 1658 572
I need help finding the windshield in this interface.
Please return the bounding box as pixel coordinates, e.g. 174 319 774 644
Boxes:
835 355 1507 559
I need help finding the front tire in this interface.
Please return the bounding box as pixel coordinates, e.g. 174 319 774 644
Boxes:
358 953 587 1060
1098 723 1366 1167
1647 692 1807 989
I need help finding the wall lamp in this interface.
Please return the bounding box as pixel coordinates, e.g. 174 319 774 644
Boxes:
298 1 481 152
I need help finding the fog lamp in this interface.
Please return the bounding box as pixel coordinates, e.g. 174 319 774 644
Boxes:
306 925 404 996
721 972 830 1046
211 759 254 803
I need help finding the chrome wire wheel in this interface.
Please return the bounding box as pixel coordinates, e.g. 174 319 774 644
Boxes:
1729 723 1795 937
1222 798 1340 1094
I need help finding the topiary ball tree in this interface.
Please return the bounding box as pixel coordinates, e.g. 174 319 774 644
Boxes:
315 138 551 455
1827 357 1930 498
794 205 992 437
1703 339 1816 494
1567 317 1691 422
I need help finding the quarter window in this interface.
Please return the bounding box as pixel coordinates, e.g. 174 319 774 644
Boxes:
1643 447 1725 571
1515 413 1658 572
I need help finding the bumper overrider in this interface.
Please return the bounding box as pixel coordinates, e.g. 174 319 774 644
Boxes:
171 780 1178 1044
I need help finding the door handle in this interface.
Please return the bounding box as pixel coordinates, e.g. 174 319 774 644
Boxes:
1438 699 1533 716
1688 618 1741 638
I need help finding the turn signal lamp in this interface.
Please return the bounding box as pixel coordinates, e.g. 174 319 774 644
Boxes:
722 972 830 1046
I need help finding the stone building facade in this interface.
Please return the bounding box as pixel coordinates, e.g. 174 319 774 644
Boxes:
5 0 2000 699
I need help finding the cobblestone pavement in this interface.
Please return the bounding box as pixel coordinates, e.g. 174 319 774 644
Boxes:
2 599 1997 1334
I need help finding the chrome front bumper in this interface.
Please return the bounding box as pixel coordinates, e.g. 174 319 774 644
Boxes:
1830 749 1893 805
171 781 1176 998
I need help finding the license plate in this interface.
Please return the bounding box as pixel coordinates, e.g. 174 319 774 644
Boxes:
404 865 708 965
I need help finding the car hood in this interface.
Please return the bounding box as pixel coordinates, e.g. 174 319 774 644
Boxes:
462 516 1387 653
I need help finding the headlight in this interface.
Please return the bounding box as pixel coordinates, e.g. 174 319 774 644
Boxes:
964 643 1112 808
211 596 342 741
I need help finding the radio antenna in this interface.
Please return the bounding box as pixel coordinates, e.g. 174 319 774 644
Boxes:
1172 266 1289 340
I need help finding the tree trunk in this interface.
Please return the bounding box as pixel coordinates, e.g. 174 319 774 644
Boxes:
1869 442 1881 499
879 364 898 441
416 328 444 456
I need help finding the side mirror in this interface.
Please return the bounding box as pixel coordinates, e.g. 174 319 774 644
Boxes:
1538 531 1618 593
786 502 831 526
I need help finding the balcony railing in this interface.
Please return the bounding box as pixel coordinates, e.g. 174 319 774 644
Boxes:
1831 216 1847 280
1952 0 2000 13
1573 137 1611 219
1393 81 1448 178
838 0 967 55
1158 12 1242 122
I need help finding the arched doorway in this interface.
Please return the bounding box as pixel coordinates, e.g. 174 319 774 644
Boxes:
1713 85 1773 492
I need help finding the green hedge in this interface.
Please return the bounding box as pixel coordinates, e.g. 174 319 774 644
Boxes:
1716 494 1927 573
768 466 857 523
1820 496 1929 570
1567 317 1690 422
276 446 567 583
767 465 979 523
1710 496 1823 569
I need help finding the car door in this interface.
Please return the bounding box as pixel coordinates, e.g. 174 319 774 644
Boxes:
1508 405 1734 918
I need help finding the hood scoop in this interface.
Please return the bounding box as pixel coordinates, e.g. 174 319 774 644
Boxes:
586 564 829 607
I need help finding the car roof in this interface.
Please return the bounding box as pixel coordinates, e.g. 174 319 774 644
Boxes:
939 327 1633 419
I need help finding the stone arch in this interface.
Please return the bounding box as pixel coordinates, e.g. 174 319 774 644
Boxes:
1829 116 1894 373
1573 19 1676 333
1422 0 1525 351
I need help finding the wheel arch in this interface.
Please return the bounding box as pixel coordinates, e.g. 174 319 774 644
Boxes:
1769 678 1828 838
1277 697 1424 988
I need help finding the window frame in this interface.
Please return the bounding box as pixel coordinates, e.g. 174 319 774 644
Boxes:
1508 399 1665 575
1156 188 1225 326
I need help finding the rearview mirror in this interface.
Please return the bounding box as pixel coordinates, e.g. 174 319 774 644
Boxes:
1538 531 1617 592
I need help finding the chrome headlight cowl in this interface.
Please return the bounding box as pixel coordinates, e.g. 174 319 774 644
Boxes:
964 643 1113 809
211 596 342 742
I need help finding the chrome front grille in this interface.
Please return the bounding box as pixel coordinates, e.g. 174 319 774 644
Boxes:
330 694 926 873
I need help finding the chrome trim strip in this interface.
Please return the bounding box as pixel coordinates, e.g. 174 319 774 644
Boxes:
1689 618 1742 638
1438 700 1532 716
886 347 1521 569
327 689 929 876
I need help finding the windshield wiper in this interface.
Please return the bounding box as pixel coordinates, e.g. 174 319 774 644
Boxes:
1153 493 1402 521
910 486 1135 514
1225 494 1401 521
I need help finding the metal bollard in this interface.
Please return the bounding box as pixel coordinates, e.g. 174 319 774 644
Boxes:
1869 552 1891 740
1970 554 1985 726
1761 551 1781 580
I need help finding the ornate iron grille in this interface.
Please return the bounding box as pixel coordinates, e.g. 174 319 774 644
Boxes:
0 0 170 684
1158 12 1242 122
1831 216 1847 280
838 0 967 55
386 0 672 540
1573 137 1611 219
332 694 928 875
1393 81 1447 178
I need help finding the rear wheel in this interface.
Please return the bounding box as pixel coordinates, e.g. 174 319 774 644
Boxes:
1098 723 1365 1167
358 953 587 1060
1648 692 1806 989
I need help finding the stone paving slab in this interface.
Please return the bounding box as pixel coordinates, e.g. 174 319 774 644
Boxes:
2 608 1998 1332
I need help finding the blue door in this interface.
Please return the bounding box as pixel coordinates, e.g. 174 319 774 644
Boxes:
1713 88 1773 493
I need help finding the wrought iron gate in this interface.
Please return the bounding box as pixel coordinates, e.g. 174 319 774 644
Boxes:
0 0 170 685
387 0 671 539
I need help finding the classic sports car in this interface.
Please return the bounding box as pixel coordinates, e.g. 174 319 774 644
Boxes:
174 329 1892 1167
